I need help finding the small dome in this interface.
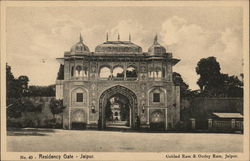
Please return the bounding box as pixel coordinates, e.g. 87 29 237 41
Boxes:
148 35 166 55
70 34 90 54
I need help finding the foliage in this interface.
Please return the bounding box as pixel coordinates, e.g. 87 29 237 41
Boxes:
196 57 243 97
217 74 243 97
172 72 198 97
22 99 43 113
172 72 189 95
6 64 30 98
49 99 65 118
27 85 55 97
57 64 64 80
7 98 43 119
6 64 15 98
17 75 29 94
6 64 55 98
7 99 23 118
196 56 221 92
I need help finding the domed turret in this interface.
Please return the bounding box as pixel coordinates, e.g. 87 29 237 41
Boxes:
148 35 166 55
70 34 90 54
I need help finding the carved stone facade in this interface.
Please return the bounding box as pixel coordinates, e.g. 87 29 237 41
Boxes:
56 34 180 130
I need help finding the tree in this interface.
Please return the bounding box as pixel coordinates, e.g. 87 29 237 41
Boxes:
17 75 29 96
6 64 30 98
49 99 65 120
57 64 64 80
6 64 18 98
196 57 221 93
7 99 23 118
220 74 243 97
196 57 243 97
27 85 55 97
172 72 196 97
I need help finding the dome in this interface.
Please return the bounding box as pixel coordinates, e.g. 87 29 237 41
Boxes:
70 34 90 54
95 40 142 54
148 35 166 55
95 34 142 54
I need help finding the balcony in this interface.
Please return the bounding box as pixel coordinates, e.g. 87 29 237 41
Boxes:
99 76 138 81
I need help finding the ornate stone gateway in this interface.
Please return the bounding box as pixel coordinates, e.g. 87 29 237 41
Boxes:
57 34 181 130
99 85 138 129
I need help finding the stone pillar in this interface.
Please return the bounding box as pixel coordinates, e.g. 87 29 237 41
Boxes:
231 119 236 129
124 65 127 80
208 119 213 129
165 108 168 131
111 68 113 80
69 108 71 130
190 118 195 130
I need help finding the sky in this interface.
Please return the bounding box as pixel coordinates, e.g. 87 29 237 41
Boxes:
6 5 243 90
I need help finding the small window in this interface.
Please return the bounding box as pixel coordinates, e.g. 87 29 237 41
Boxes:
153 93 160 102
76 93 83 102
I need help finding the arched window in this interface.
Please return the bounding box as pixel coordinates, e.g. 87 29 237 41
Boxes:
99 66 112 79
113 66 124 78
75 66 82 77
71 88 87 106
148 67 154 78
155 67 162 78
126 66 137 78
152 88 161 102
82 66 88 77
149 88 165 105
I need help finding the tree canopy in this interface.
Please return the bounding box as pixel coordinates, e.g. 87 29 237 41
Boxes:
27 85 55 97
49 99 65 118
196 57 243 97
6 64 30 98
196 57 221 92
172 72 199 97
6 63 55 98
57 64 64 80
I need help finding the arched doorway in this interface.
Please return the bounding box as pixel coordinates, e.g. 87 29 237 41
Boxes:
99 85 137 129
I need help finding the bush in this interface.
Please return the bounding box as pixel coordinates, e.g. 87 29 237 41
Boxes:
7 99 23 118
7 119 22 128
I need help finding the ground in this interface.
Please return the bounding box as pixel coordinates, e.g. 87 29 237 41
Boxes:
7 128 243 152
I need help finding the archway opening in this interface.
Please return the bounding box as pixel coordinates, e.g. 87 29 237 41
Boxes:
105 93 131 128
99 85 137 130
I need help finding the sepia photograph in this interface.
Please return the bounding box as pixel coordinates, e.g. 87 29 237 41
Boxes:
0 0 249 161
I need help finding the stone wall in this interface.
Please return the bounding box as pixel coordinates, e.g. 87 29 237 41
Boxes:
181 97 243 121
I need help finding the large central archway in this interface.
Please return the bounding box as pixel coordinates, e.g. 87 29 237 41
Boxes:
99 85 138 129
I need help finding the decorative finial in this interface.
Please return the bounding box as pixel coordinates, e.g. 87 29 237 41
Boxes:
118 33 120 41
80 33 83 42
129 33 131 42
154 34 158 45
106 33 109 42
